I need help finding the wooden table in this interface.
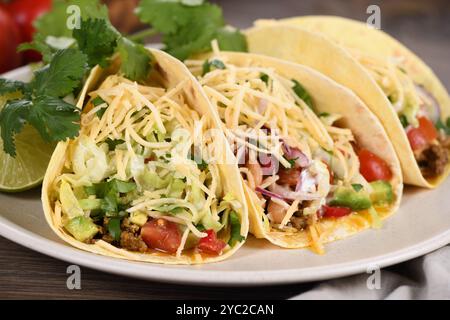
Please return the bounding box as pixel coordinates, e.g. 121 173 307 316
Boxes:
1 0 449 299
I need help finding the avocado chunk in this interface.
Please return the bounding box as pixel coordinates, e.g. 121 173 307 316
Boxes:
370 181 394 205
168 178 185 198
129 211 148 226
64 216 99 242
329 187 372 211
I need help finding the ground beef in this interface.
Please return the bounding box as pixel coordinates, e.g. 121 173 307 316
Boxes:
120 231 148 252
417 142 449 178
290 216 308 230
119 218 147 252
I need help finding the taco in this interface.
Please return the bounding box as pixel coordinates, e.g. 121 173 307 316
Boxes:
186 44 402 253
42 49 248 264
246 16 450 188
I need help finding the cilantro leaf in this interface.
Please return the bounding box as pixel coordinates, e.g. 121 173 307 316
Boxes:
228 211 245 246
34 0 108 39
202 59 225 75
137 0 247 60
117 38 152 81
107 217 122 242
352 184 364 192
27 96 81 142
0 79 30 96
73 18 119 67
436 117 450 135
105 138 125 151
215 27 248 52
260 73 269 85
0 100 32 156
292 79 314 109
32 49 88 98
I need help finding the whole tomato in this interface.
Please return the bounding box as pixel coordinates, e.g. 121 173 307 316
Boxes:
1 0 52 62
0 7 22 74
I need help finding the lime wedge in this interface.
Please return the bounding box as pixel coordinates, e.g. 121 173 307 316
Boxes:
0 94 55 193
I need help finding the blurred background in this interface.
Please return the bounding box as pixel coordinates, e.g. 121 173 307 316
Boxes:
1 0 449 87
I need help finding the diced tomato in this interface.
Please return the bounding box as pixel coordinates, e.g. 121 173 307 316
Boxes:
358 149 393 182
197 229 226 255
141 219 181 254
0 8 22 73
321 205 352 218
407 116 438 151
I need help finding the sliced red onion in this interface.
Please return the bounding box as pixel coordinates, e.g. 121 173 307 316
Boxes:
415 84 441 123
269 184 320 201
255 187 284 200
259 153 279 175
282 141 310 167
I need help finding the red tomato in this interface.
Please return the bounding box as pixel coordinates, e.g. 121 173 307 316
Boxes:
0 7 22 73
321 205 352 218
1 0 52 62
141 219 181 254
197 229 226 255
407 116 438 151
358 149 393 182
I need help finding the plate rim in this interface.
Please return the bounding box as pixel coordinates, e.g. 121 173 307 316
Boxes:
1 215 449 286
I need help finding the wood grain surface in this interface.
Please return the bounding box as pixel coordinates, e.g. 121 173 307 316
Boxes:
1 0 449 299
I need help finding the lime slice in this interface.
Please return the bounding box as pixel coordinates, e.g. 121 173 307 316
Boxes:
0 94 55 193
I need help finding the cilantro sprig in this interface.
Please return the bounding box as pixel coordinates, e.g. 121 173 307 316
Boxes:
136 0 248 60
0 49 87 156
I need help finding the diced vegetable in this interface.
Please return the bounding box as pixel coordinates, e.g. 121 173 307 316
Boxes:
129 211 148 227
228 211 245 246
321 205 352 218
357 149 393 182
141 219 181 253
64 216 98 242
60 180 84 219
329 186 372 211
197 229 226 255
370 181 394 205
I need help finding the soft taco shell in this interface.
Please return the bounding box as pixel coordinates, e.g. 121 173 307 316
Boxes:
246 17 450 188
42 49 249 264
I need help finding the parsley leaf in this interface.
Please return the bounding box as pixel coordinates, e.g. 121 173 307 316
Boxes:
27 96 81 142
73 18 119 67
0 100 32 156
292 79 314 109
117 38 152 81
228 211 245 246
32 49 88 98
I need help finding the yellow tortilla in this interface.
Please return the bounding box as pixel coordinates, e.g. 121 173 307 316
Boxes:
195 51 403 251
246 16 450 188
42 49 249 265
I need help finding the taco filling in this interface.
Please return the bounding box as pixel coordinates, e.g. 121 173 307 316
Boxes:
354 52 450 179
51 75 244 258
187 47 397 252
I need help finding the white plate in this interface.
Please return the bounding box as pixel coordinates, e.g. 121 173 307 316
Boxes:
1 66 450 286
